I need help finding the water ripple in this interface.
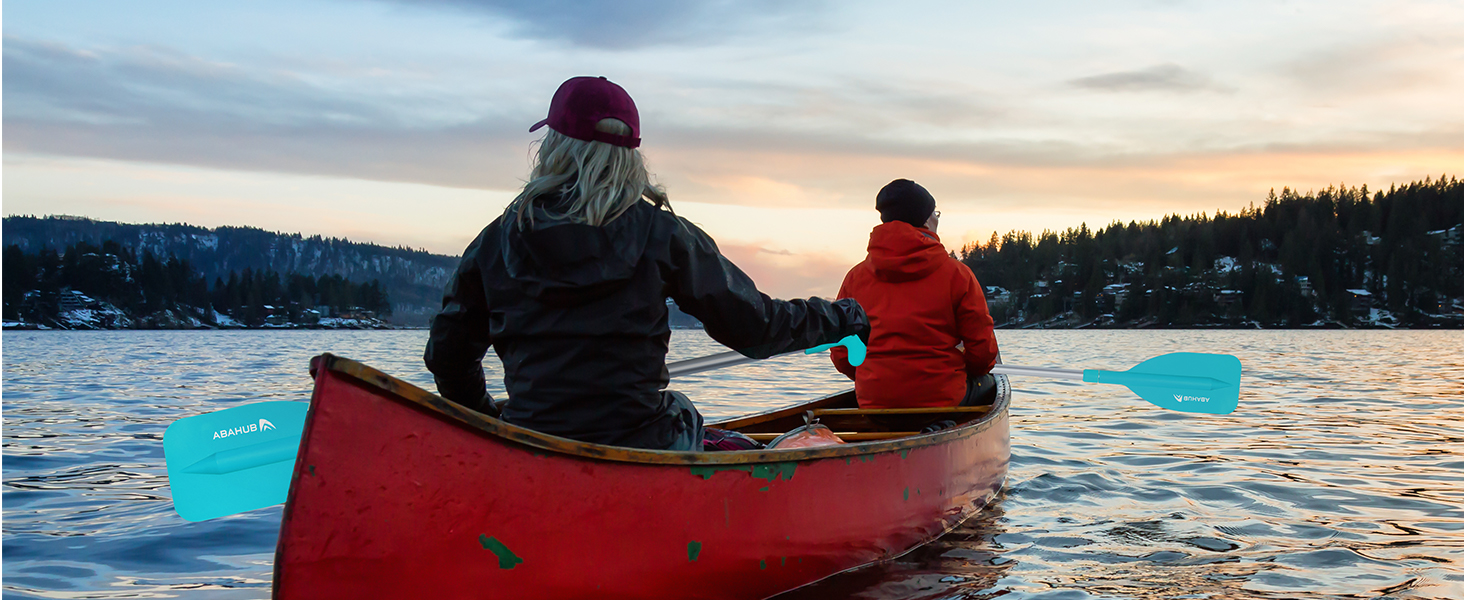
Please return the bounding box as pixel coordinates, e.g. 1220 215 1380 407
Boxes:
4 329 1463 599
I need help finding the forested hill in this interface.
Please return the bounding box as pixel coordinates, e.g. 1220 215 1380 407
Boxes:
7 174 1459 330
960 175 1464 328
2 216 455 325
2 216 707 329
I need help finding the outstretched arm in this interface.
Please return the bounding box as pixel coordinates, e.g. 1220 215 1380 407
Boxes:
667 218 868 359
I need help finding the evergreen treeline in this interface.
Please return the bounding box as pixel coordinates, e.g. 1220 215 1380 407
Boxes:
207 270 391 326
2 216 457 325
3 240 392 328
961 176 1464 327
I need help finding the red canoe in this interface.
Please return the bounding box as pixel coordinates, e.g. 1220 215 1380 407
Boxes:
273 354 1010 599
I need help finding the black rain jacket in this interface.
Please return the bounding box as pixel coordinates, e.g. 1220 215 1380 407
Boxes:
423 196 868 449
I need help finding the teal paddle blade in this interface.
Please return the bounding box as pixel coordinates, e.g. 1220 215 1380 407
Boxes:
805 335 867 366
1083 352 1241 414
164 401 308 521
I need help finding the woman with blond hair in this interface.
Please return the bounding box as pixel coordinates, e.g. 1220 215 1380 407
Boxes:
424 76 868 450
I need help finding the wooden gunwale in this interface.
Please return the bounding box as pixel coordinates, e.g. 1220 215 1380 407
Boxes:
311 353 1010 466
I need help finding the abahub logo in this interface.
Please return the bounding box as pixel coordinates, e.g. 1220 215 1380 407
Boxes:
212 418 277 440
1173 394 1210 404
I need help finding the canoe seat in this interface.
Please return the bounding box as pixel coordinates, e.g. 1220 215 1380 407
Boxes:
810 406 992 432
709 389 998 442
810 406 993 417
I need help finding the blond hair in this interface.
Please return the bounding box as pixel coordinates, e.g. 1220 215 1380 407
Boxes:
507 118 671 228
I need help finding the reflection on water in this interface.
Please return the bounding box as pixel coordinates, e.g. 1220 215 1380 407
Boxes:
4 330 1463 599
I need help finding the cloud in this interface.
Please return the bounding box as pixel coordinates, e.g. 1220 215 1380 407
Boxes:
699 77 1011 131
1279 38 1451 95
6 35 1461 225
2 36 532 190
0 36 1156 200
1067 63 1224 93
387 0 830 49
714 241 852 299
4 38 399 128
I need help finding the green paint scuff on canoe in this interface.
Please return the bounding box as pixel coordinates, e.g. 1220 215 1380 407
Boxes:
689 465 752 480
688 541 702 562
750 462 797 481
479 535 523 569
903 487 909 501
760 559 768 570
690 462 796 482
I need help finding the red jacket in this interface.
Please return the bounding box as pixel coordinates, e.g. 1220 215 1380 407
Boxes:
830 221 1000 409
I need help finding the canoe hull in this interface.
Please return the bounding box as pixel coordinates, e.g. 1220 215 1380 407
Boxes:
273 356 1009 599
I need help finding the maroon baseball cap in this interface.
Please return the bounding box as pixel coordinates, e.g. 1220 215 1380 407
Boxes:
529 76 641 148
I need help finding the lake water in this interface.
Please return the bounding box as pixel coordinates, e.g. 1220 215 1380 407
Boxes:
3 330 1462 599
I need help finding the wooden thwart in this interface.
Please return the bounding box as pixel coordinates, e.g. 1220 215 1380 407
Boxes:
811 406 993 417
746 431 920 443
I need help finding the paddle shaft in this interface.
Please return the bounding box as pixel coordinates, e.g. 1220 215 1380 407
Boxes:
667 335 867 377
667 350 759 378
674 353 1092 384
689 353 1232 395
990 364 1082 379
994 364 1226 390
675 353 1090 380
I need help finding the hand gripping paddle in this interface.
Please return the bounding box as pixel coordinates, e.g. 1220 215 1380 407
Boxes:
804 335 866 366
164 401 308 522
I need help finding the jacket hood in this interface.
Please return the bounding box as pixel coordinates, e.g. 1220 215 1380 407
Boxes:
867 221 949 282
502 195 654 306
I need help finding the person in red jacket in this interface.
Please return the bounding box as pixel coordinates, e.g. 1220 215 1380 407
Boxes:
830 179 1001 423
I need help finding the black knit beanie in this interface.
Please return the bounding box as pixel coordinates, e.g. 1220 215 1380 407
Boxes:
876 179 936 227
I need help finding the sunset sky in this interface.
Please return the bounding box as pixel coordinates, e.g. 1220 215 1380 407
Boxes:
5 0 1463 298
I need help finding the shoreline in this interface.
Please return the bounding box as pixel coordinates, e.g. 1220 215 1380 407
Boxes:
991 311 1464 330
0 322 712 332
2 320 403 331
6 321 1457 331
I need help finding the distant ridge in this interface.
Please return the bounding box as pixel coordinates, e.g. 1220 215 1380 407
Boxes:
2 215 708 328
957 176 1463 328
3 215 456 325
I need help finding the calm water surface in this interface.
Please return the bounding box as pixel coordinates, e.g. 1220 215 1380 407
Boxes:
3 330 1462 599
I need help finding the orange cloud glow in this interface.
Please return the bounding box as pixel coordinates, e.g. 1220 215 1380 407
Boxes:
714 241 857 300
